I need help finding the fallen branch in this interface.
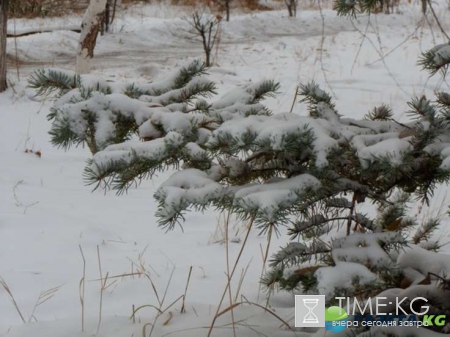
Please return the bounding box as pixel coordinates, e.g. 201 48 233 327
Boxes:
7 26 81 38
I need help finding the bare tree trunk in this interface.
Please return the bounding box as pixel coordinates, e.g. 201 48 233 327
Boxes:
76 0 108 74
0 0 8 92
225 0 230 21
422 0 427 14
205 50 211 67
102 0 111 34
186 12 220 68
286 0 293 17
110 0 118 25
285 0 297 17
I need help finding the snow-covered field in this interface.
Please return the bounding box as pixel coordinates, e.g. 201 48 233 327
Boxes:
1 2 450 336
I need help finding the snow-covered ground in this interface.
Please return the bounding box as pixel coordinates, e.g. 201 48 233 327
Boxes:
1 1 450 336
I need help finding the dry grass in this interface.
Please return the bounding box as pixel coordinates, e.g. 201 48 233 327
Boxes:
2 236 288 336
207 216 255 337
216 294 294 332
209 212 244 245
0 275 61 324
28 285 62 323
135 267 189 337
0 276 26 323
124 254 194 337
96 245 109 334
206 213 288 336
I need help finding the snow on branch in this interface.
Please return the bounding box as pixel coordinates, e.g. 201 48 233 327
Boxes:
419 43 450 76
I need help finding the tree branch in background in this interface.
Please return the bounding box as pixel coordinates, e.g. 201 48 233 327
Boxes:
426 0 450 41
7 26 81 38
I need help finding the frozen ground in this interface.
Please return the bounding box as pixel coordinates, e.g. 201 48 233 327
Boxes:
1 1 450 337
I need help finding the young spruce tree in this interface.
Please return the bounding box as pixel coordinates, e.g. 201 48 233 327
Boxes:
30 46 450 335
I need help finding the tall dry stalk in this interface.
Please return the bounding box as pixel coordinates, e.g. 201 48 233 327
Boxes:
96 245 109 335
0 275 26 323
224 210 237 337
78 245 86 331
207 216 254 337
181 266 193 314
258 223 274 304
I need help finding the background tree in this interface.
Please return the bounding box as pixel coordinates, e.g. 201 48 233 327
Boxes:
211 0 232 21
422 0 427 13
0 0 8 92
182 11 221 67
101 0 111 35
101 0 118 35
76 0 108 74
285 0 298 17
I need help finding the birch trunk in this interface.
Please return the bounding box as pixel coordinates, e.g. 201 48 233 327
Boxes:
0 0 8 92
76 0 107 74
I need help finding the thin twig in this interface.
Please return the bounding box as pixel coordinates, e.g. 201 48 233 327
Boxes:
368 19 423 66
13 180 39 214
351 15 371 74
427 0 450 41
350 19 409 96
317 0 336 97
424 12 437 46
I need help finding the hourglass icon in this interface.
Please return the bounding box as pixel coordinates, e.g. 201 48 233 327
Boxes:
302 298 319 324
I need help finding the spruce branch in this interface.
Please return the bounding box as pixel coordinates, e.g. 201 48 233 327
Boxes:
419 44 450 76
28 69 79 97
249 80 280 103
365 104 393 121
173 59 208 89
413 218 440 244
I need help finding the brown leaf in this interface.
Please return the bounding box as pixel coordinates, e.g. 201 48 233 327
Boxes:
400 277 412 289
384 218 402 231
418 273 431 285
